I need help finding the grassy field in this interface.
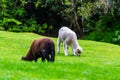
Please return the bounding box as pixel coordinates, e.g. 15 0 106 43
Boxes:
0 31 120 80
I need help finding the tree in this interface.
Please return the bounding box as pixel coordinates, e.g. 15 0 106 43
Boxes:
69 0 83 38
61 0 84 38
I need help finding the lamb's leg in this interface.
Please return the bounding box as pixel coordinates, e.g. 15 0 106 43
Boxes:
64 42 68 56
33 52 38 62
72 49 76 56
41 54 45 62
50 48 55 62
71 44 76 56
57 38 60 53
46 55 51 62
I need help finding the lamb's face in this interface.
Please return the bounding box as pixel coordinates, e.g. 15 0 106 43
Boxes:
75 47 82 56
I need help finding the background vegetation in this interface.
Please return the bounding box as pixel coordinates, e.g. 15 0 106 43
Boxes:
0 0 120 45
0 31 120 80
0 0 120 79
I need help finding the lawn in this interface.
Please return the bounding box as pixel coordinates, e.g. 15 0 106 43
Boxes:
0 31 120 80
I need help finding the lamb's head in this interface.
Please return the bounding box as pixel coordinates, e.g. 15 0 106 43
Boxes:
75 47 83 56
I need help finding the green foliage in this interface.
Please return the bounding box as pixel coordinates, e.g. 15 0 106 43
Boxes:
37 23 53 34
84 31 114 43
0 31 120 79
1 0 120 45
112 31 120 44
9 18 53 34
84 13 120 45
12 8 25 17
0 18 22 30
80 2 93 20
95 14 114 32
3 18 22 25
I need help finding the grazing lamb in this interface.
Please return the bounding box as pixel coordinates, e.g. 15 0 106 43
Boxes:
22 38 55 62
57 27 82 56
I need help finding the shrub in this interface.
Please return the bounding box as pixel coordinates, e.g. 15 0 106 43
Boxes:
84 13 120 45
84 31 114 43
37 23 53 34
112 31 120 45
1 18 22 30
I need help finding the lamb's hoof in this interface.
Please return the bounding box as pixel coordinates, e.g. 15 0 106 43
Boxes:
65 54 68 56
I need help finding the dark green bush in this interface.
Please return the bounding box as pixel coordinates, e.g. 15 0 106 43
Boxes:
112 31 120 44
37 23 53 34
84 13 120 45
84 31 114 43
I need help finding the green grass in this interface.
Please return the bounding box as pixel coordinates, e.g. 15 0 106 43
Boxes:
0 31 120 80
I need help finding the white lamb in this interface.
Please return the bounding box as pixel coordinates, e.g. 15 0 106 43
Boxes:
57 26 83 56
